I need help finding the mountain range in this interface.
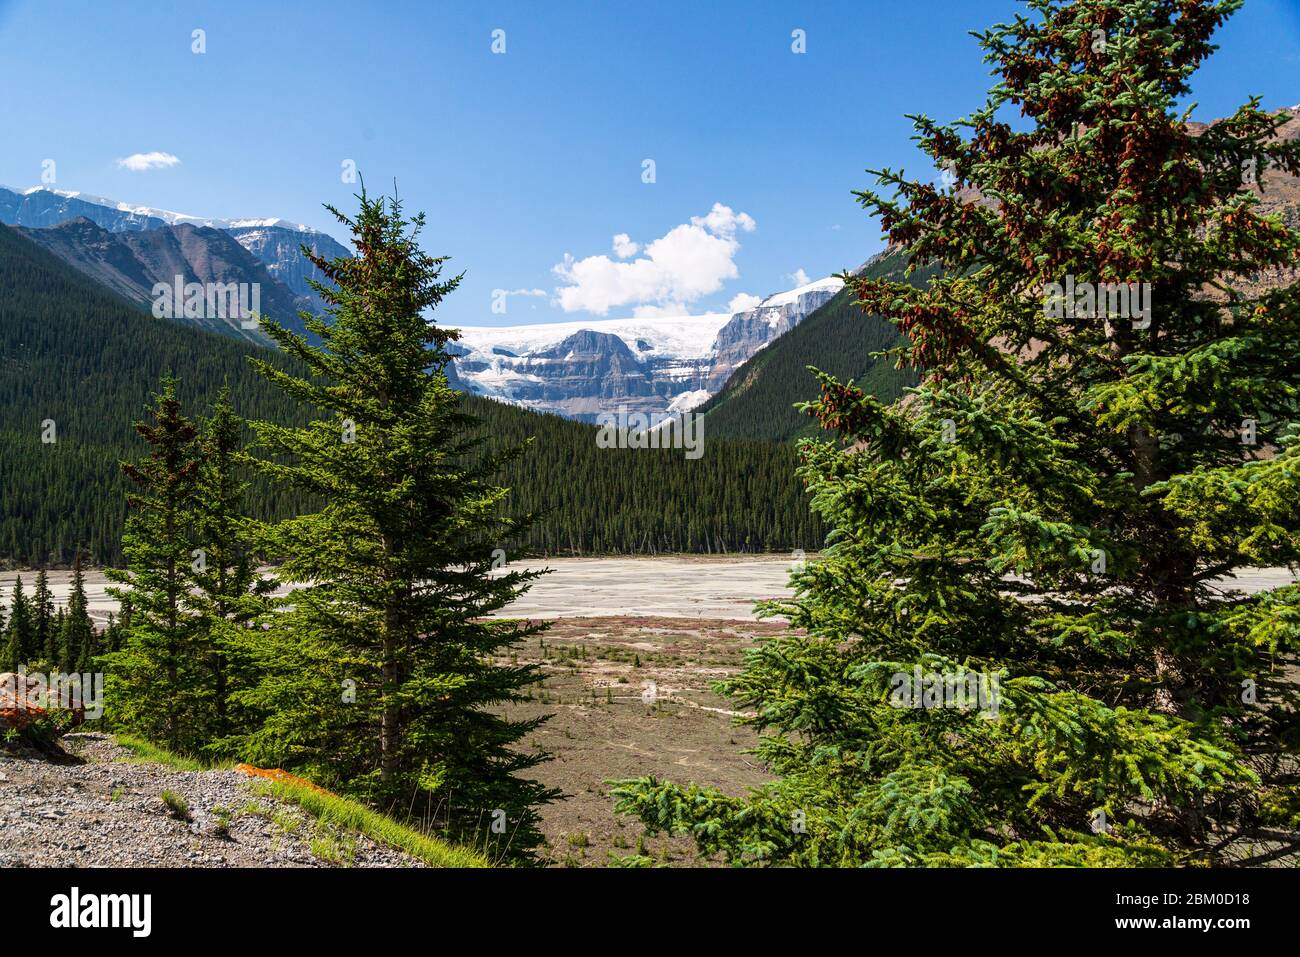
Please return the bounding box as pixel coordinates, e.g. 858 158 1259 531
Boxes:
452 276 843 422
0 218 823 566
0 185 351 300
1 184 845 423
0 186 350 343
6 102 1295 435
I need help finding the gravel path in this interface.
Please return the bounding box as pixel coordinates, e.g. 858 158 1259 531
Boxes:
0 734 422 868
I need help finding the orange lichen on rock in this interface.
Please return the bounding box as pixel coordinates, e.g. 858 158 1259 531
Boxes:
235 764 336 797
0 706 42 731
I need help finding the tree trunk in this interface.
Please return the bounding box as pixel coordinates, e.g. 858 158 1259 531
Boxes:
380 602 400 782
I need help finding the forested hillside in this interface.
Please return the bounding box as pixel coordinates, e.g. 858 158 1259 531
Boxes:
0 223 822 566
698 250 936 443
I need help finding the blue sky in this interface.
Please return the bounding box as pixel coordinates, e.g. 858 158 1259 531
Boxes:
1 0 1297 327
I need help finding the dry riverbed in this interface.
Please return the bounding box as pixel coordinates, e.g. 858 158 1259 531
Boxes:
501 615 781 867
2 555 1294 626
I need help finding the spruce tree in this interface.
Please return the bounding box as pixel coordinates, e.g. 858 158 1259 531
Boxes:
238 188 558 861
190 386 268 750
33 569 55 669
614 0 1300 866
3 577 33 672
103 377 204 752
107 598 132 654
61 553 95 673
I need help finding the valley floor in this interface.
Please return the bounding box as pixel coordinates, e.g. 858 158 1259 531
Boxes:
3 555 1294 626
5 557 1297 867
500 615 782 866
0 554 802 625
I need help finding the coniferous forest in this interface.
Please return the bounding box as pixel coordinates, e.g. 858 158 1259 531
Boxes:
0 220 823 567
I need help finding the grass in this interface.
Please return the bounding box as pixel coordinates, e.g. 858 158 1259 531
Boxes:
212 804 233 838
309 821 358 866
112 733 488 868
160 789 191 821
115 735 234 772
250 777 488 868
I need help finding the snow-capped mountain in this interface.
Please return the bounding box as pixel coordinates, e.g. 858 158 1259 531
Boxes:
452 276 843 422
0 184 844 417
705 277 844 391
0 186 350 303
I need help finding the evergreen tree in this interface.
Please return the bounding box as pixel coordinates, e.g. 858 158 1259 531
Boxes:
103 377 204 752
614 0 1300 866
237 188 558 861
3 577 33 672
33 569 55 669
61 553 95 673
190 386 268 751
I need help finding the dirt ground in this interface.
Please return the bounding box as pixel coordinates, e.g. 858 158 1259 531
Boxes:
496 615 785 867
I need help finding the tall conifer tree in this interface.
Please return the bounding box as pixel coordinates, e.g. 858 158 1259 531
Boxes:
239 188 558 861
104 378 203 752
190 386 268 750
1 577 29 672
32 569 54 669
615 0 1300 866
61 553 95 673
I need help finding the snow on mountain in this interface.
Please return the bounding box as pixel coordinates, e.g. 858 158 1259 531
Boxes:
455 313 732 362
754 275 845 311
450 276 844 422
0 185 350 306
4 186 316 232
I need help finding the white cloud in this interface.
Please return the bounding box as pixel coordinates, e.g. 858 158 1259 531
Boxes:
612 233 639 258
116 151 181 172
692 204 756 239
498 288 547 297
553 203 756 316
727 292 762 313
787 268 811 288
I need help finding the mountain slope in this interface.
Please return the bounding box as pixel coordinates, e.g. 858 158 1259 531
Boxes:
0 222 822 566
0 186 350 312
15 218 308 344
699 250 933 442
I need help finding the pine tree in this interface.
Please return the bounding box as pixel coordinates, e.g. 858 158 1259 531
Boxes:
103 377 204 752
3 577 33 672
613 0 1300 866
33 569 55 669
237 187 558 861
189 386 268 751
61 553 95 674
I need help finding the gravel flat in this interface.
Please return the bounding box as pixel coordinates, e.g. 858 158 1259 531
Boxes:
3 556 1294 624
0 734 421 868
